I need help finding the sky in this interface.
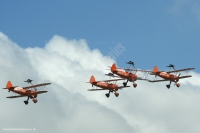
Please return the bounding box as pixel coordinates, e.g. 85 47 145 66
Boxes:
0 0 200 133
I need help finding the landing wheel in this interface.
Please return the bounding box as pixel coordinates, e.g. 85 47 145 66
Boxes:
176 83 180 87
24 101 29 105
115 92 119 97
133 83 137 88
123 82 127 87
105 93 110 98
166 85 170 89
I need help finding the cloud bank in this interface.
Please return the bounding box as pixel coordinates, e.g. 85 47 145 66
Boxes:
0 32 200 133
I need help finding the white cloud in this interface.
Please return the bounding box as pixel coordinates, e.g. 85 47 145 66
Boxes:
168 0 200 21
0 31 200 133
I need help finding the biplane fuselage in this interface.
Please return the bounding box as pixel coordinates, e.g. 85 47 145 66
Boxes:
157 72 179 82
92 82 118 90
88 75 130 97
149 66 194 89
111 63 138 81
4 81 51 105
113 70 138 82
10 87 37 97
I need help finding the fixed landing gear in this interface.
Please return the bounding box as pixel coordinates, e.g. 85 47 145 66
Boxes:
105 93 110 98
123 82 127 86
123 80 129 87
166 85 170 89
166 81 180 89
23 96 38 104
24 97 29 105
105 90 111 98
133 83 137 88
105 90 119 98
24 101 29 105
166 81 172 89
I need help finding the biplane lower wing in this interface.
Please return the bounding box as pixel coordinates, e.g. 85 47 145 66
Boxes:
118 86 130 89
88 89 109 91
137 77 149 81
105 74 121 78
6 91 48 98
149 75 192 82
6 95 27 98
36 91 48 94
178 75 192 79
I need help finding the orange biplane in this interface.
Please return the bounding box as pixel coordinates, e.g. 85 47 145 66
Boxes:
3 79 51 105
106 61 147 87
148 64 195 89
87 75 130 98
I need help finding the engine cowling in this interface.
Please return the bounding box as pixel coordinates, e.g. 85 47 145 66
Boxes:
133 83 137 88
115 92 119 97
32 98 38 103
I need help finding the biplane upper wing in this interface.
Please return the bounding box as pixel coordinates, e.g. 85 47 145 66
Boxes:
119 68 152 72
166 68 195 73
99 78 125 82
23 83 51 89
86 79 124 84
6 95 27 98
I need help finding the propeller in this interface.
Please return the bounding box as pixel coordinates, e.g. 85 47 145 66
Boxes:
178 73 181 77
174 73 181 86
24 79 33 84
166 64 175 70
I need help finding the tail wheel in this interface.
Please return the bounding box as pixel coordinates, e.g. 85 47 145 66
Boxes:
176 83 180 87
133 83 137 88
115 92 119 97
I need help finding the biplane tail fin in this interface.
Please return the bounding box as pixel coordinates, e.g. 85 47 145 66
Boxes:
6 81 13 89
90 75 96 84
154 66 159 74
111 63 117 73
